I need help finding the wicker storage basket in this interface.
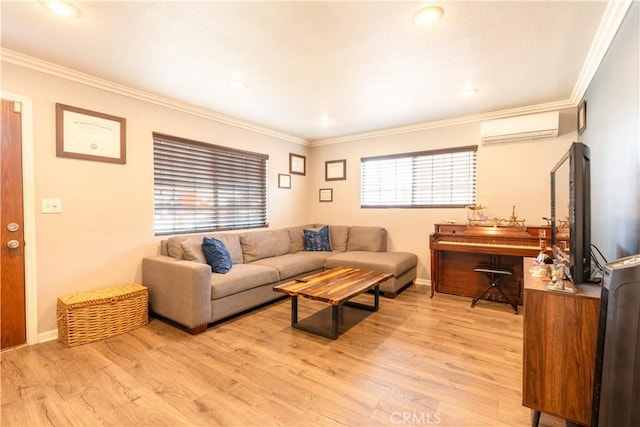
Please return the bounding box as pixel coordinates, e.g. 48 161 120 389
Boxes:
57 283 148 347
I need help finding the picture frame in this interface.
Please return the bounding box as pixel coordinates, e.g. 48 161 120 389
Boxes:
325 159 346 181
578 100 587 135
289 153 306 175
319 188 333 202
278 173 291 189
56 103 126 164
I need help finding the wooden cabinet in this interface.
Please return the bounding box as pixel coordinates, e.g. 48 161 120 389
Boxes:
522 259 601 426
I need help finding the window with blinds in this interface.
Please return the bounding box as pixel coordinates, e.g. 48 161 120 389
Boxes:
153 133 269 235
361 145 477 208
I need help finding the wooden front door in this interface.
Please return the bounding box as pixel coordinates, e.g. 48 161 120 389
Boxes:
1 98 27 349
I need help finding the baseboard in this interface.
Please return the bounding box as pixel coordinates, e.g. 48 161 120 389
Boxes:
414 278 431 287
38 329 58 344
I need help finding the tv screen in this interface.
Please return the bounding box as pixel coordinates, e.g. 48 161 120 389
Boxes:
551 142 591 283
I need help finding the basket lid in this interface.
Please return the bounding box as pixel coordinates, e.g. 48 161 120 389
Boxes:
58 283 147 308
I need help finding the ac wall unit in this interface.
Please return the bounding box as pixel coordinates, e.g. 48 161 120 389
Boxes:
480 111 559 144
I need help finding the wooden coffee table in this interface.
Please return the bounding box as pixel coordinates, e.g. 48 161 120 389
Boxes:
273 267 393 339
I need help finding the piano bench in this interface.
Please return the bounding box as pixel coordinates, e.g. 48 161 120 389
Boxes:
471 264 518 314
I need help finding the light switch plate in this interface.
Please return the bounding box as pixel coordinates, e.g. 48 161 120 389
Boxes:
42 198 62 213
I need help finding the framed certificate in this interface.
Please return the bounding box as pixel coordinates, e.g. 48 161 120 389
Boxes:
278 173 291 189
577 100 587 135
289 153 306 175
319 188 333 202
325 159 346 181
56 103 126 164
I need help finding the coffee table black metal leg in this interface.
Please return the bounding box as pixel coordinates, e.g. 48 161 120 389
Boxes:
291 296 298 325
374 285 379 310
289 284 380 340
345 285 379 312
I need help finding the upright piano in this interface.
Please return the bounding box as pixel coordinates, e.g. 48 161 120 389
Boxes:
429 223 562 304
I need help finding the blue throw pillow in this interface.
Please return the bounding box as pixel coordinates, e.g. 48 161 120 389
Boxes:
202 237 232 274
303 225 332 251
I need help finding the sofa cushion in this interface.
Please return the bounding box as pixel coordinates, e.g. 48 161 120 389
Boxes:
202 237 233 274
346 226 387 252
286 225 308 253
180 240 207 264
251 252 331 280
167 236 190 259
240 229 291 263
211 234 243 264
179 233 243 265
286 226 305 253
210 264 280 300
310 224 349 252
325 251 417 277
329 225 349 252
303 225 332 251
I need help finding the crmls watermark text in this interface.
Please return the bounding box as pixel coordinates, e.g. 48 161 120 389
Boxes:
390 411 442 425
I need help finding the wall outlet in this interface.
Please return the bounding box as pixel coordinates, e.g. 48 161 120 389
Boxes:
42 198 62 213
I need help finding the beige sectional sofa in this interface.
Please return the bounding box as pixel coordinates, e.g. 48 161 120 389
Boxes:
142 224 417 333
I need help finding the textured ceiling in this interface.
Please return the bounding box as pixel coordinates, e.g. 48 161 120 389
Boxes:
1 1 608 142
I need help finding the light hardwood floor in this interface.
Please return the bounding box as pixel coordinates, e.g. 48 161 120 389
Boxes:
1 285 565 426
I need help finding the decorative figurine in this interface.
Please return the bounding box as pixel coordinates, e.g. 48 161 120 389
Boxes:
466 204 486 224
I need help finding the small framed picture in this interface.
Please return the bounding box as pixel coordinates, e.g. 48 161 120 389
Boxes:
56 103 126 164
578 100 587 135
319 188 333 202
289 153 306 175
325 159 346 181
278 173 291 189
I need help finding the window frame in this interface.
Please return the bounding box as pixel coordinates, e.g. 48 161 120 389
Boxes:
152 132 269 236
360 145 477 209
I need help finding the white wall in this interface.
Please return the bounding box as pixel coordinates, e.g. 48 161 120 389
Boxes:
582 1 639 261
2 62 310 334
309 109 578 279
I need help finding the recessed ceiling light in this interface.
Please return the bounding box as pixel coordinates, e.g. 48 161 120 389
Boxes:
319 115 330 127
40 0 81 18
462 88 479 97
413 5 444 26
229 80 247 90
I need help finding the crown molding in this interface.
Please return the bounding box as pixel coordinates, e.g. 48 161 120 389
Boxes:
310 99 574 146
570 0 633 104
1 48 308 146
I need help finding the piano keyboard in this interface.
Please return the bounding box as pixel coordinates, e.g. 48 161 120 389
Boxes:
437 240 542 250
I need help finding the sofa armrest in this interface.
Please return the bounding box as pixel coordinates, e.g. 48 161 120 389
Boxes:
142 255 212 329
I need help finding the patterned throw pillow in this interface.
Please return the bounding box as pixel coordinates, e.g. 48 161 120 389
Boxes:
303 225 332 251
202 237 233 274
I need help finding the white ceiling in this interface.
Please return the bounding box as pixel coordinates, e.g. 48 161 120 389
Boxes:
1 1 613 143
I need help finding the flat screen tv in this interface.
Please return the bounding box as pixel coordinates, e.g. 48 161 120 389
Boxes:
550 141 591 284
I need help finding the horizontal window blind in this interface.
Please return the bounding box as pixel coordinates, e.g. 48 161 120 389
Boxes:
361 146 477 208
153 133 268 235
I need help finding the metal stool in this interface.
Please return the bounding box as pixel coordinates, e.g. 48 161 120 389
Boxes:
471 264 517 314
